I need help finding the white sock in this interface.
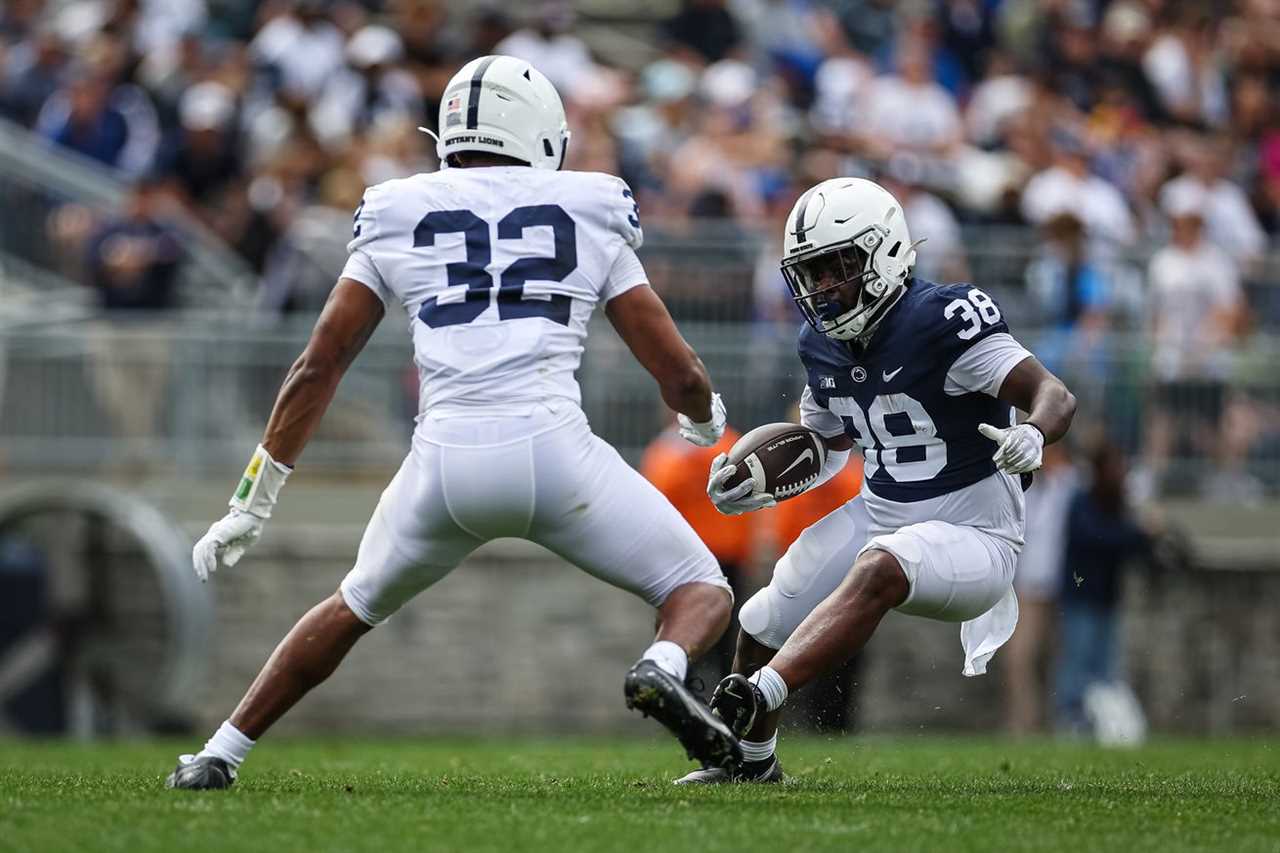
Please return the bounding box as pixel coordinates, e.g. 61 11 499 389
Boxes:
641 640 688 682
198 720 255 769
749 666 788 712
740 733 777 763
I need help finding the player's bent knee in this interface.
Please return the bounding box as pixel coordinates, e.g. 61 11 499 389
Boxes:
848 549 910 610
654 569 734 610
337 580 385 628
661 579 734 612
738 580 811 652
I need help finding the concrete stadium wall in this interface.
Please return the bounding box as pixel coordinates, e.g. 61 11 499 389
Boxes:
186 483 1279 737
3 475 1274 736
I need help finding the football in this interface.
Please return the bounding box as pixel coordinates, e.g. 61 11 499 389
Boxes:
722 422 828 501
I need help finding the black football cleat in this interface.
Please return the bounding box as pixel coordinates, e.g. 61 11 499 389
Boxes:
625 660 742 770
165 754 236 790
674 754 784 785
709 673 764 738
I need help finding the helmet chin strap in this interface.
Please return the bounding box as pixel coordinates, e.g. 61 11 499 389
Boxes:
850 279 908 342
840 235 923 341
418 126 446 167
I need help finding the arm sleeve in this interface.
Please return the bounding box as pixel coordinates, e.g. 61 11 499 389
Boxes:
812 448 851 491
944 332 1034 397
600 244 648 303
342 189 393 306
799 385 846 438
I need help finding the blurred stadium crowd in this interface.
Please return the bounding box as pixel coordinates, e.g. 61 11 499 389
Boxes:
2 0 1278 288
1 0 1279 500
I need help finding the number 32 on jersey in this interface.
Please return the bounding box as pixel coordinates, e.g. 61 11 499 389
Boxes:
414 205 577 328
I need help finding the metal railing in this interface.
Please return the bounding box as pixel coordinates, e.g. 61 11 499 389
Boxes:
0 117 256 310
273 204 1280 332
3 313 1279 499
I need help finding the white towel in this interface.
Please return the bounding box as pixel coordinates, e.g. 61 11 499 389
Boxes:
960 585 1019 676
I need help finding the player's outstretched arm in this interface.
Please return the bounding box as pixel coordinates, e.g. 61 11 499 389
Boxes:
261 279 386 464
192 279 385 582
605 284 725 445
979 357 1077 475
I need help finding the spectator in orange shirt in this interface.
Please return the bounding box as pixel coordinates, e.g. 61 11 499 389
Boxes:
641 420 756 688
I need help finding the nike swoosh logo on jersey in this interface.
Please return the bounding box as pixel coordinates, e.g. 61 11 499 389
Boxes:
779 448 815 478
882 366 904 382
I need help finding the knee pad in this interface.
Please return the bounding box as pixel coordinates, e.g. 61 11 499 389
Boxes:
740 508 868 651
738 552 812 651
737 586 781 649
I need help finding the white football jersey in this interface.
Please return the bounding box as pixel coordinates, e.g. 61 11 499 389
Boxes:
341 166 646 421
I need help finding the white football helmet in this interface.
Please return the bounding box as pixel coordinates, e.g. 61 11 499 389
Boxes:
429 55 570 169
781 178 917 342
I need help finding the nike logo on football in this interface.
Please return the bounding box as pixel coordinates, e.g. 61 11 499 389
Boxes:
779 448 815 477
882 366 904 382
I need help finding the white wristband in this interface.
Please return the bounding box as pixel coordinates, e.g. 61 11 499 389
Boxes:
229 444 291 519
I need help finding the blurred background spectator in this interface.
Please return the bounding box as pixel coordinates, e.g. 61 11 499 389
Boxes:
1139 196 1251 501
1053 440 1156 735
1003 442 1076 736
82 176 183 462
1023 212 1113 384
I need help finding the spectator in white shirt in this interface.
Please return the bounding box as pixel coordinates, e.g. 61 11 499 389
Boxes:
250 1 345 101
1158 137 1266 272
880 154 969 283
309 26 423 151
1148 205 1243 384
809 53 873 136
1142 9 1228 128
857 37 962 161
964 51 1032 148
1141 198 1251 499
495 2 595 101
1021 130 1136 251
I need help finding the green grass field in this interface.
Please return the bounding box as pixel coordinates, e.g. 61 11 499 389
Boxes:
2 735 1277 852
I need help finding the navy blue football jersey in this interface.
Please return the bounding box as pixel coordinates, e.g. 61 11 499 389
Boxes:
800 278 1016 503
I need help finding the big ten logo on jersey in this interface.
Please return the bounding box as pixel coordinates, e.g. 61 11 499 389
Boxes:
943 288 1001 340
413 204 577 328
828 394 945 483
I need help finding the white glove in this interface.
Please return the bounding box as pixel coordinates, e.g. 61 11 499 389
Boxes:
193 444 291 582
978 422 1045 475
678 392 727 447
193 510 264 582
707 453 776 516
